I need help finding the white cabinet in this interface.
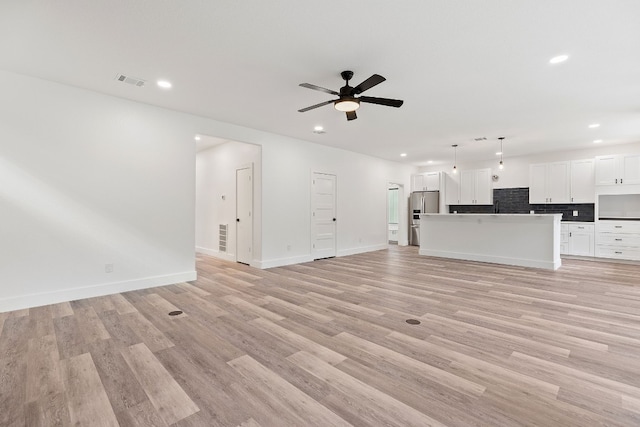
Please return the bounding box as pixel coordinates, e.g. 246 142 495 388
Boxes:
561 222 594 256
570 159 595 203
568 223 594 256
411 172 440 192
560 224 569 255
595 154 640 186
529 162 570 204
459 168 492 205
596 220 640 260
444 173 460 205
411 174 424 192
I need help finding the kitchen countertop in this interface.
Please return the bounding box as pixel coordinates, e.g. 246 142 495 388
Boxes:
421 213 562 218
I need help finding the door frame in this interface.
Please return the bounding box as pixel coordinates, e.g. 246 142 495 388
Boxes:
387 182 408 246
311 171 337 260
236 163 253 265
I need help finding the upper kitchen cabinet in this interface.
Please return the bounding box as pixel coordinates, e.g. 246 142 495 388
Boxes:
444 172 460 205
595 154 640 186
411 172 440 192
570 159 595 203
529 161 570 204
459 168 492 205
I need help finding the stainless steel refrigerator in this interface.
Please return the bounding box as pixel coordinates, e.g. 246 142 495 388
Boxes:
409 191 439 246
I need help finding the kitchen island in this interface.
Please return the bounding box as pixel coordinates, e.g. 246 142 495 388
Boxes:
419 213 562 270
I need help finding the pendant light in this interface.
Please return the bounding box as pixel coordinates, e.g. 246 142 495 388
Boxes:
498 137 505 170
452 144 458 174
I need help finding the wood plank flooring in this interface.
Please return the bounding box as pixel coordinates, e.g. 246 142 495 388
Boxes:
2 246 640 426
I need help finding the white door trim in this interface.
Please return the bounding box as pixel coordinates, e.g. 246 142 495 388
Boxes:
388 182 408 247
311 171 337 260
236 164 253 264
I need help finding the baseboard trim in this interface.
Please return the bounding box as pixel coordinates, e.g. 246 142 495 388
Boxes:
253 244 390 269
418 248 561 270
254 254 314 269
196 246 236 262
337 244 388 257
0 271 197 313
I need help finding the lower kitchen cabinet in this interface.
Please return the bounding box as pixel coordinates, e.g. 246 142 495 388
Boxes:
596 220 640 261
568 223 594 256
561 222 594 256
560 224 569 254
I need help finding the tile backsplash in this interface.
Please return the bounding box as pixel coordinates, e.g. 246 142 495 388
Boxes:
449 187 594 222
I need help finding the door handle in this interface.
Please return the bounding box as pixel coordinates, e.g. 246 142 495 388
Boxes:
332 218 336 221
236 218 240 222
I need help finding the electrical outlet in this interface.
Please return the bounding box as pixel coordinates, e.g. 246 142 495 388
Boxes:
573 210 578 217
530 210 535 214
105 263 114 273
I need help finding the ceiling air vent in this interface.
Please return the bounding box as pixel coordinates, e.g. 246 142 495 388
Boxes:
115 73 146 87
474 137 487 141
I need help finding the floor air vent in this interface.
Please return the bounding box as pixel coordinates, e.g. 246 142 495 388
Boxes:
219 224 228 252
115 73 146 87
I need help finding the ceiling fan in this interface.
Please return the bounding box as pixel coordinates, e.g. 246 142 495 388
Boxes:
298 71 404 121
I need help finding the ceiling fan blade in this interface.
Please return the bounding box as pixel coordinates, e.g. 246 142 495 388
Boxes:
298 99 335 113
346 111 357 121
359 96 404 108
352 74 386 95
299 83 339 96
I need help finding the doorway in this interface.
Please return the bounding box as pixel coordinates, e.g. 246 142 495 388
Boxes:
388 182 407 246
311 172 337 259
388 185 399 244
236 166 253 264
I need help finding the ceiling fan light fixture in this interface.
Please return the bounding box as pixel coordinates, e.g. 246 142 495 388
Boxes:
334 99 360 112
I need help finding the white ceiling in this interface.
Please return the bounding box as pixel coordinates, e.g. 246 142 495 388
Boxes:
2 1 639 166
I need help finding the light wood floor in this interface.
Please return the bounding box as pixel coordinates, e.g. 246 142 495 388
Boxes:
2 246 640 426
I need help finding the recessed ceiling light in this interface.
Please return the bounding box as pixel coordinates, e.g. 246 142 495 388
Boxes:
593 139 603 143
194 135 201 141
588 123 600 128
496 151 502 156
157 80 172 89
400 153 407 157
427 160 434 164
549 54 569 64
314 125 324 132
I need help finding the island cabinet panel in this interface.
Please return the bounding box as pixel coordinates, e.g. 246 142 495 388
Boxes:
420 213 562 270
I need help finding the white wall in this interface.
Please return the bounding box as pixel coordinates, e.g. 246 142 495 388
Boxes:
0 70 202 311
0 70 416 311
195 141 262 263
258 137 415 268
419 142 640 189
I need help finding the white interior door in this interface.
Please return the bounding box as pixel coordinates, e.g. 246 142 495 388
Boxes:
311 172 336 260
236 166 252 265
